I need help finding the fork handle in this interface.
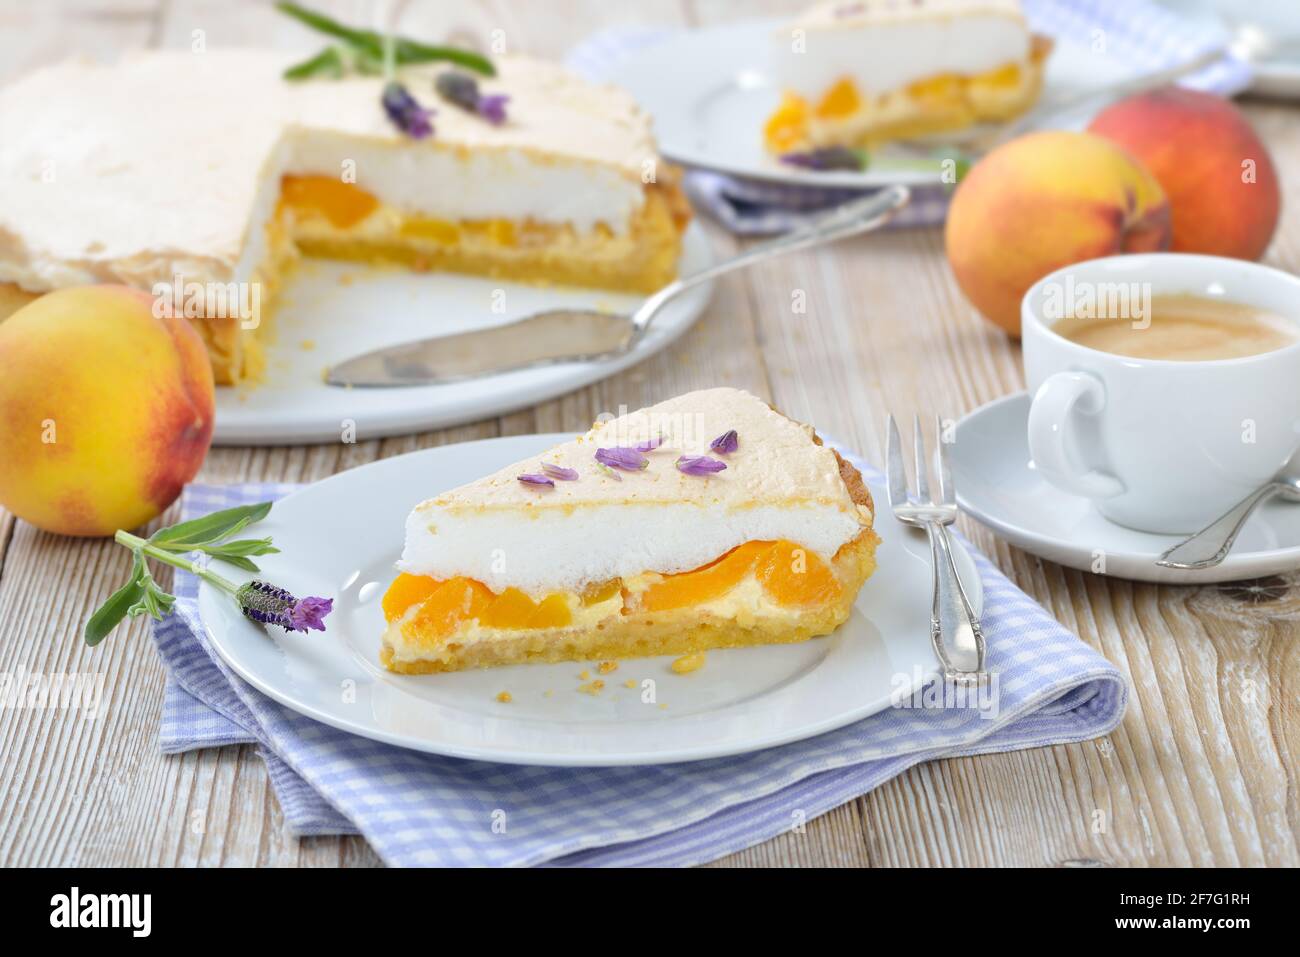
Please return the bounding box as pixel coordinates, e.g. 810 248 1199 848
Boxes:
924 522 986 681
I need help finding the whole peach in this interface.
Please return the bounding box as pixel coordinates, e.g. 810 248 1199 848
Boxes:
1089 87 1281 261
0 286 215 536
945 130 1171 336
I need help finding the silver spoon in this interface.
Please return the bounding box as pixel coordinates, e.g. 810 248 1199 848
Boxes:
1157 449 1300 570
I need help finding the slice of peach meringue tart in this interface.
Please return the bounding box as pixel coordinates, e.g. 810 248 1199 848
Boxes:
380 387 879 674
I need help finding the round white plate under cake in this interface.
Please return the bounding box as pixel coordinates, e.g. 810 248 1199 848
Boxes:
951 394 1300 584
197 434 982 766
212 224 713 446
608 19 1135 189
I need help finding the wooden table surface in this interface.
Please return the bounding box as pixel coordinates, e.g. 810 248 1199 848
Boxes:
1 0 1297 868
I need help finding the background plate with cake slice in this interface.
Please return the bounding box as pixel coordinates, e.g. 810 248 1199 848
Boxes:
197 390 983 766
607 2 1178 188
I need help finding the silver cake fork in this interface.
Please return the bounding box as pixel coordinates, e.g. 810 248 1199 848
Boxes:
886 414 987 684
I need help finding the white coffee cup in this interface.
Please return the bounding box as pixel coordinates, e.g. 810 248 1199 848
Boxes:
1022 253 1300 535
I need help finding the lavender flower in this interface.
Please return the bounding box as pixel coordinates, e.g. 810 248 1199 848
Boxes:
779 146 868 172
676 455 727 476
634 435 665 452
290 596 334 631
382 81 435 139
435 71 509 125
595 447 648 472
518 473 555 488
237 581 334 633
476 93 509 125
710 430 739 454
541 462 579 481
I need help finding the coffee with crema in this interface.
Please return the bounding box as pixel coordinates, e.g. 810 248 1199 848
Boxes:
1051 293 1299 361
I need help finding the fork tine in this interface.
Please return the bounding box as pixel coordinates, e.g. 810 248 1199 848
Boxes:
935 413 955 507
912 414 930 504
886 415 909 509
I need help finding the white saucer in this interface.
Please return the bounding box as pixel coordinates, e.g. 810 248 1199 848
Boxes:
197 434 980 766
211 224 713 446
951 393 1300 584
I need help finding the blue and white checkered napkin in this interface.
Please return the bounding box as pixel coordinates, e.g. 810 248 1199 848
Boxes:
152 445 1128 867
567 0 1252 235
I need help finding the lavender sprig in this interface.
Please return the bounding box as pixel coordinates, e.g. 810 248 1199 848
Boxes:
595 447 649 472
780 146 869 172
677 455 727 476
237 581 333 632
86 503 332 645
382 81 436 138
277 2 495 80
435 71 509 125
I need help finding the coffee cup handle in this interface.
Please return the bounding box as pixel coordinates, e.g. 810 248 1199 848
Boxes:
1027 371 1126 500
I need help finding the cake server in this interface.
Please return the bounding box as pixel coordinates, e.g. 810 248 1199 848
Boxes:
325 184 909 387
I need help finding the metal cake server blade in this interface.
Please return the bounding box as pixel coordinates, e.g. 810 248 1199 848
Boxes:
327 310 634 387
326 184 910 388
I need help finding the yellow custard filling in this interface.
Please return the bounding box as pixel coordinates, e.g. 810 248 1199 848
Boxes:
382 538 844 640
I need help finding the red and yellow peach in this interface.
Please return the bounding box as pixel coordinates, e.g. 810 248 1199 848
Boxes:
0 285 215 536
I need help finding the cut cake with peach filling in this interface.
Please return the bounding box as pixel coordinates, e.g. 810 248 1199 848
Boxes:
0 52 690 385
380 387 880 674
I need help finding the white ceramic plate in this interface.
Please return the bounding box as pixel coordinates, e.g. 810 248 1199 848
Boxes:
609 20 1132 189
197 434 982 766
211 224 713 446
952 393 1300 584
1160 0 1300 99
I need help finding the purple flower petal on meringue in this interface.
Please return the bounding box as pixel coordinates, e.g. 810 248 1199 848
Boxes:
435 72 509 125
709 430 738 454
633 435 664 452
476 93 510 125
517 473 555 488
382 81 435 139
595 447 648 471
541 462 578 481
676 454 727 476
